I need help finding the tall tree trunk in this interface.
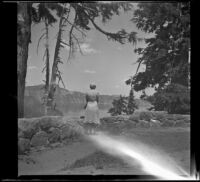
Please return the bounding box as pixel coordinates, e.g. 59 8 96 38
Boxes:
47 16 64 111
17 3 32 118
188 48 190 90
44 18 50 115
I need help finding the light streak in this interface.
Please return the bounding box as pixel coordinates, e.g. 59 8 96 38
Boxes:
88 132 198 180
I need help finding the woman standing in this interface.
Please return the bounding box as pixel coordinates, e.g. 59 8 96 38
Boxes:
84 84 100 135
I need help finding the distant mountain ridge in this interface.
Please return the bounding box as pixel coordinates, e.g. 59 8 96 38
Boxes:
24 84 152 118
24 84 118 118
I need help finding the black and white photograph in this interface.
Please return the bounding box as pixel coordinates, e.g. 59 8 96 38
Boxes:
15 1 197 180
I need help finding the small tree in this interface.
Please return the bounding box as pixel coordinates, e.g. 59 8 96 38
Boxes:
126 89 137 115
108 95 127 116
119 95 127 114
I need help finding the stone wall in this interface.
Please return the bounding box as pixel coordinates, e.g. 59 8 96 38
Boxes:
18 113 190 154
18 116 84 154
99 113 190 134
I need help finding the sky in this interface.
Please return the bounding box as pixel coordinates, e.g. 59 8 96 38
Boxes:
26 2 155 98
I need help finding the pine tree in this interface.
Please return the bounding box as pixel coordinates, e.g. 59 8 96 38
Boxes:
126 89 137 115
119 95 127 114
108 95 127 116
108 99 120 116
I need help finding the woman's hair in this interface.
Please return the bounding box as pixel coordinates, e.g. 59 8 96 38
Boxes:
90 84 96 89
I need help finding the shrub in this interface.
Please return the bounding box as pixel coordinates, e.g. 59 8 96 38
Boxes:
108 95 127 116
138 111 153 121
148 84 190 114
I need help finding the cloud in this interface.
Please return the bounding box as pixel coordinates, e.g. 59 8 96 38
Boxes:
28 66 37 70
84 69 96 74
61 40 99 55
115 85 120 88
80 43 100 54
116 46 123 50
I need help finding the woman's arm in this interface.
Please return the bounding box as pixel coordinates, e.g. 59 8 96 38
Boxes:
84 94 89 109
86 94 89 102
96 93 99 103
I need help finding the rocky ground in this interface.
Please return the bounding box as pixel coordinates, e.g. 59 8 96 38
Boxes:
18 113 190 177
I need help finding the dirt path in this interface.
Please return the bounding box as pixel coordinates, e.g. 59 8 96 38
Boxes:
18 127 190 176
18 139 98 175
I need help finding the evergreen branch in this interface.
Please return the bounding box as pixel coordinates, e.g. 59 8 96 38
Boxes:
67 11 77 62
83 9 129 44
72 33 84 55
63 17 87 37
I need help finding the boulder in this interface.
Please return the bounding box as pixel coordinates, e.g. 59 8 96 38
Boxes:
38 116 62 132
48 128 61 143
61 125 82 142
61 117 85 135
30 131 49 147
60 125 72 140
18 138 30 154
18 118 40 139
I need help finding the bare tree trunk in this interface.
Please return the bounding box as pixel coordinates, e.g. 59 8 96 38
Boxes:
44 18 50 115
47 16 64 111
17 3 32 118
188 48 190 90
45 21 50 92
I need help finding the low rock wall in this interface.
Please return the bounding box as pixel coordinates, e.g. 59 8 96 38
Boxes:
18 113 190 154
